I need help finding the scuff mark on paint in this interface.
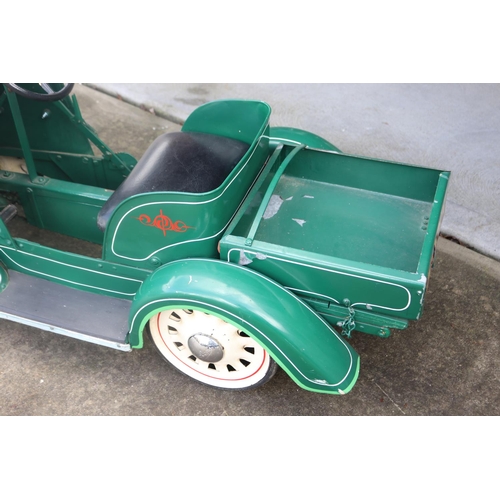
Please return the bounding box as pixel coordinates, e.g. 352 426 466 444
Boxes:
238 251 253 266
263 195 284 219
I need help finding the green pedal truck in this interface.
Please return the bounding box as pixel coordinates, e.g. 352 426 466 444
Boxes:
0 83 450 394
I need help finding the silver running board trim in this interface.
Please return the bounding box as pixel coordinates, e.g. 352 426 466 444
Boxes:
0 311 132 352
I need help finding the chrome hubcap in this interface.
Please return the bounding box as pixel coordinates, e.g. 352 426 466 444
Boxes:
188 333 224 363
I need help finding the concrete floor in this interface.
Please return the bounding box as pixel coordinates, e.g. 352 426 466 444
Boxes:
0 85 498 416
91 83 500 262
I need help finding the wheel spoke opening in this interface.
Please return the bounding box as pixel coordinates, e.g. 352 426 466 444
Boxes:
170 311 181 322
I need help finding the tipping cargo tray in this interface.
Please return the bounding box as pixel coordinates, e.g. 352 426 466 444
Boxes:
228 146 449 274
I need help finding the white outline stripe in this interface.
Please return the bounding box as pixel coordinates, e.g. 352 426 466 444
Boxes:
110 133 268 262
228 249 412 312
286 287 340 305
0 246 142 296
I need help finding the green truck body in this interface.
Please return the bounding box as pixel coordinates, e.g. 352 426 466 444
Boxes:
0 84 449 394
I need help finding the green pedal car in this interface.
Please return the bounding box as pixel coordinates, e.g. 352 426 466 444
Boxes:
0 83 450 394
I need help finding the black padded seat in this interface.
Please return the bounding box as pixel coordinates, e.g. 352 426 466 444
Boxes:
97 131 249 231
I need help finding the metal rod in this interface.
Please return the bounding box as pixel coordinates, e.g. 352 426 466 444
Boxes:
245 144 305 246
4 90 39 182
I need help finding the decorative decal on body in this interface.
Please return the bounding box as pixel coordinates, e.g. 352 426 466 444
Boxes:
137 210 194 237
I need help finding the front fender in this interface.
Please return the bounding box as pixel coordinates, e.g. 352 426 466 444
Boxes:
129 259 359 395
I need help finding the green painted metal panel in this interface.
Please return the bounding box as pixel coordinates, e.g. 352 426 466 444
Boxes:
128 259 360 395
0 231 149 298
0 171 110 243
182 100 271 145
288 148 443 202
101 99 273 269
253 175 431 273
221 145 449 323
0 85 93 156
102 131 271 269
269 126 342 151
222 240 426 321
0 238 149 299
0 85 135 189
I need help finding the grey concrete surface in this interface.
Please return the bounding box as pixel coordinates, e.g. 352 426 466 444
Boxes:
0 84 499 416
90 83 500 262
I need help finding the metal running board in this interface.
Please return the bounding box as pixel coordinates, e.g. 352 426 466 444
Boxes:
0 271 132 351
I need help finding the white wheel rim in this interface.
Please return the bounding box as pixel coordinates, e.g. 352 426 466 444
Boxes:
149 308 272 389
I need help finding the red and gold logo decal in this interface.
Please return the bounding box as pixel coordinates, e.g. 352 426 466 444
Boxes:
137 210 194 237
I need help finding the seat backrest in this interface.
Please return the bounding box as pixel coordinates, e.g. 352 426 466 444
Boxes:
182 100 271 145
96 131 249 231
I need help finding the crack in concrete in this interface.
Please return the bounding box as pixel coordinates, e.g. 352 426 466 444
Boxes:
371 379 406 415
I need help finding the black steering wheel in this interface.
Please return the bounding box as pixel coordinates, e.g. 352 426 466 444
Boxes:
4 83 75 102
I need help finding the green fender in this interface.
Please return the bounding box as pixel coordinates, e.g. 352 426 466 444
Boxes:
128 259 359 395
269 126 342 152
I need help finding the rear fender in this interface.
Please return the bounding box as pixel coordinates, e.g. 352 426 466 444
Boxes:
129 259 359 394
